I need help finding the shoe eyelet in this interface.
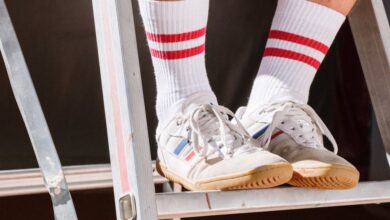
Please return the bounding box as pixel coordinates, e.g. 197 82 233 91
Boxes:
281 121 285 125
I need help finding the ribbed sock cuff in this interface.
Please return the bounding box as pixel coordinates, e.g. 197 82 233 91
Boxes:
138 0 209 34
273 0 346 45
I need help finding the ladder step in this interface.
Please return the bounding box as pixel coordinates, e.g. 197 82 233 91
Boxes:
156 180 390 219
0 162 167 197
3 164 390 219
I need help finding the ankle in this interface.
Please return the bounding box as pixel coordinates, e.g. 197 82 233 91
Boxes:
156 91 218 128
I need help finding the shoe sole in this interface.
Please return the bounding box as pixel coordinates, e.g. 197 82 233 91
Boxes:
288 163 360 189
156 160 293 191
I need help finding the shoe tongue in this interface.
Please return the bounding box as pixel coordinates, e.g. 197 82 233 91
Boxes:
269 115 323 150
195 108 230 146
158 93 218 131
187 104 246 157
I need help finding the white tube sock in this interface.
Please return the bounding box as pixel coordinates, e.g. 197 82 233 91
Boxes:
247 0 345 112
138 0 217 121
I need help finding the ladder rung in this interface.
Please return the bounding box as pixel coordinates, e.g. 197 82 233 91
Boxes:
156 180 390 219
0 162 168 197
2 165 390 218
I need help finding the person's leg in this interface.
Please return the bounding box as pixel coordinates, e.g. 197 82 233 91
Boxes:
138 0 216 124
238 0 359 189
138 0 293 191
246 0 355 110
310 0 356 15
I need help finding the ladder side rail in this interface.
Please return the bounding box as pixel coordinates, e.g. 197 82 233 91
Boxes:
0 1 77 219
349 0 390 167
116 1 158 218
92 2 123 216
92 0 158 219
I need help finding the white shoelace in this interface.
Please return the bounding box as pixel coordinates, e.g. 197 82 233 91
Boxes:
185 104 252 158
258 102 338 154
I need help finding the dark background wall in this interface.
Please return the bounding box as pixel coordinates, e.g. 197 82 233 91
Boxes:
0 0 390 219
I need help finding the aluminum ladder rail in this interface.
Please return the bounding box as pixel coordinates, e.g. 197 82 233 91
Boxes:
91 0 390 219
349 0 390 168
0 0 77 219
92 0 158 219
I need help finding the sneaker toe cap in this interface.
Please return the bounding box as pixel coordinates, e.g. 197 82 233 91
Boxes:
276 145 357 169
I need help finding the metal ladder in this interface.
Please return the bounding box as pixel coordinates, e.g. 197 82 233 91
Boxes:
0 1 77 219
1 0 390 219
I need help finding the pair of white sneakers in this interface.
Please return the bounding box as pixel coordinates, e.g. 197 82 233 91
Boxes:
155 93 359 190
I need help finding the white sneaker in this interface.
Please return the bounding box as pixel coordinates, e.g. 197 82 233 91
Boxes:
156 93 293 191
236 98 359 189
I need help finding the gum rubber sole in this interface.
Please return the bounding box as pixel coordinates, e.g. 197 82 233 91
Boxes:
288 164 360 189
156 160 293 191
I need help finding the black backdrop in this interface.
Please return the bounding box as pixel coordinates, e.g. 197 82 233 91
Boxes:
0 0 390 219
0 0 377 171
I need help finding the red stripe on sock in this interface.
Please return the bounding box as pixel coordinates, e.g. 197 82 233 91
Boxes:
146 27 207 43
150 44 205 60
269 30 329 55
263 48 321 69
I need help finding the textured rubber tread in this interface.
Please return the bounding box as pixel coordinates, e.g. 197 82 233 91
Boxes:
288 164 359 189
